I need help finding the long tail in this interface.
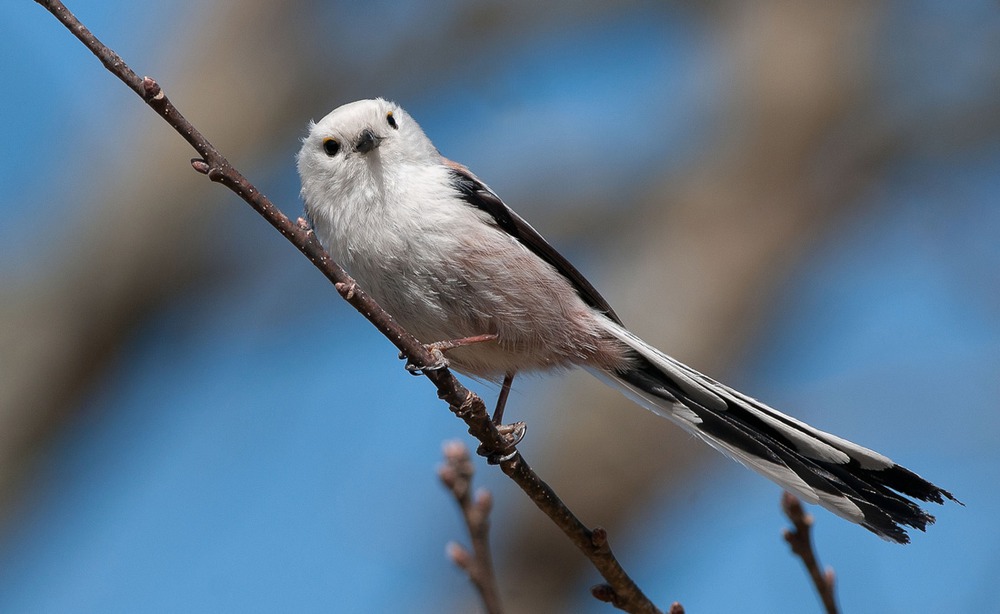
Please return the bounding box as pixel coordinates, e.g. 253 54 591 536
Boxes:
595 325 959 544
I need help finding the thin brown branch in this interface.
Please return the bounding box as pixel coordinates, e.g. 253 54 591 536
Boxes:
439 441 504 614
34 1 669 612
782 492 838 614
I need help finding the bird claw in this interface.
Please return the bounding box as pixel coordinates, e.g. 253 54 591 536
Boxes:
402 347 448 376
479 421 527 464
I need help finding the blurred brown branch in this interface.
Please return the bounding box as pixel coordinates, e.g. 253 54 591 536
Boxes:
782 493 838 614
35 1 670 611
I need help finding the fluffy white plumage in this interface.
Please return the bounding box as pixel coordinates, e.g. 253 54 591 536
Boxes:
297 98 957 543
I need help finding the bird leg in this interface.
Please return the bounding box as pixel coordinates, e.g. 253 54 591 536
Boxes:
479 371 526 463
492 371 515 425
401 333 499 375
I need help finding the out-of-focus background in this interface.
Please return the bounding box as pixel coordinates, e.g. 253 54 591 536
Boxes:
2 1 997 612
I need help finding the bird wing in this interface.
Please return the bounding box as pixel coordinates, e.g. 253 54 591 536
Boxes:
444 160 623 326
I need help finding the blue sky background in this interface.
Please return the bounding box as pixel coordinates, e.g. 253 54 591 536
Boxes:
2 1 998 612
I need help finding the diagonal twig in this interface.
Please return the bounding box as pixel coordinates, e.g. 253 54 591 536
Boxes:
34 2 670 611
782 492 838 614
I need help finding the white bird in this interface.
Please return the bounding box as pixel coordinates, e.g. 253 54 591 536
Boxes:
297 98 957 543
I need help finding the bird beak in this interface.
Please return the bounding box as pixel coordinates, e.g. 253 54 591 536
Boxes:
354 128 382 154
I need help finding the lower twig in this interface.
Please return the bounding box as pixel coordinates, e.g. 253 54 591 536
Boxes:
782 492 838 614
439 441 504 614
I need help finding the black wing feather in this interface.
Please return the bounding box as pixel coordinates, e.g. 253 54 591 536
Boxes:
447 165 623 325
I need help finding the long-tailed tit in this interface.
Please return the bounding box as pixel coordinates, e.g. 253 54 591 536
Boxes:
297 98 956 543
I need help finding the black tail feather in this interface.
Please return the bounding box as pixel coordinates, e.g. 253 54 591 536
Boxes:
614 355 956 543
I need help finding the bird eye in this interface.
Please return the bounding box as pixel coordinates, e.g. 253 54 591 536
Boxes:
322 138 341 156
386 111 398 129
